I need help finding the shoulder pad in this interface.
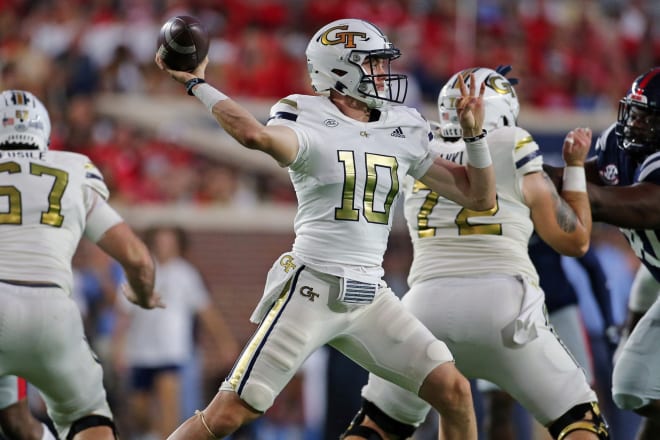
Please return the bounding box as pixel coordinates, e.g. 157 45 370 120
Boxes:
510 126 542 174
267 95 302 124
49 151 111 200
595 123 617 153
638 151 660 183
387 105 427 128
83 160 110 200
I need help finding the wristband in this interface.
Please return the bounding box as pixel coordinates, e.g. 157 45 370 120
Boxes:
192 83 229 112
185 77 206 95
562 166 586 192
465 137 492 168
463 129 488 143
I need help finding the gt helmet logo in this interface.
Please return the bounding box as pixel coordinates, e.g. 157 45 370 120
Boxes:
450 69 515 97
320 25 369 48
486 75 516 97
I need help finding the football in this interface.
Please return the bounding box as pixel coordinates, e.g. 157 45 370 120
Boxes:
157 15 209 72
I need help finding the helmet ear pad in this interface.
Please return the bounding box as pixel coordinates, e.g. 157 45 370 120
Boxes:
305 19 408 108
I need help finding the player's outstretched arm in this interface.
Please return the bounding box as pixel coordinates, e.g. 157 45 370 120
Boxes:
587 180 660 229
524 128 593 256
155 55 298 167
543 156 602 190
97 222 162 309
546 156 660 229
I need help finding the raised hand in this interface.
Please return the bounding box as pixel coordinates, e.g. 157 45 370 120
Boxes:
155 54 209 85
562 127 592 166
455 73 486 138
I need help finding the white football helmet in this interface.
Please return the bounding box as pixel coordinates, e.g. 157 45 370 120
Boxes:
305 19 407 108
0 90 51 151
437 67 519 140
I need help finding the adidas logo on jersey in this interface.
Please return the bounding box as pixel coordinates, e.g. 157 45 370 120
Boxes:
391 127 405 138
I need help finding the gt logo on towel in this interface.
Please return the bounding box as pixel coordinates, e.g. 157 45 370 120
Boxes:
279 255 296 273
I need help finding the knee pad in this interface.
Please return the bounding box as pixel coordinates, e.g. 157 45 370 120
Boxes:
548 402 609 440
67 415 117 440
341 398 416 440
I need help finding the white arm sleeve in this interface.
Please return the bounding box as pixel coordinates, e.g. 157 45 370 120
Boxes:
628 265 660 313
83 188 123 242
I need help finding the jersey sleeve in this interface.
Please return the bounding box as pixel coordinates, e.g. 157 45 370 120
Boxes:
266 95 309 171
83 160 110 200
83 189 123 242
267 96 300 126
407 130 435 179
511 127 543 176
79 156 123 241
405 113 435 179
594 124 617 183
638 151 660 184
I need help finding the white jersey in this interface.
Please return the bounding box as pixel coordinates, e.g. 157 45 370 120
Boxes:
0 149 119 294
404 126 543 285
267 95 434 283
121 257 211 366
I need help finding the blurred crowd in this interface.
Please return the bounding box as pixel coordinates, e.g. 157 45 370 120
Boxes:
1 2 655 438
1 0 658 204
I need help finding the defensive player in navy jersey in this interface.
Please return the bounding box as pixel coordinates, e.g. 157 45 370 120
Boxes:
547 66 660 440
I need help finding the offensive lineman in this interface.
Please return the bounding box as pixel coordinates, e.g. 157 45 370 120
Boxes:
0 89 163 440
341 67 610 440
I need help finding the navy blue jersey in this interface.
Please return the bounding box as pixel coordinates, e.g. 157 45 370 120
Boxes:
529 233 576 312
595 123 660 282
530 233 614 327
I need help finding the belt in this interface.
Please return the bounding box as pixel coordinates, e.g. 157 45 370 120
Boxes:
0 279 61 288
